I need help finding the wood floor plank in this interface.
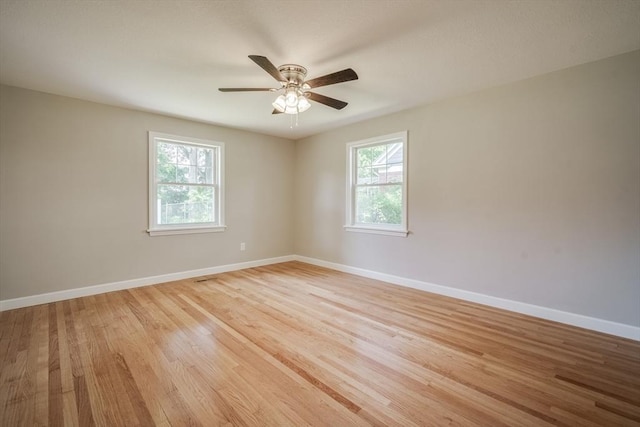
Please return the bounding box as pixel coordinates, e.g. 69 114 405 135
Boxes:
33 304 50 426
1 261 639 426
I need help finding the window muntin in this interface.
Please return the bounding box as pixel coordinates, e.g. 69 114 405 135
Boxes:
346 131 408 236
148 132 225 236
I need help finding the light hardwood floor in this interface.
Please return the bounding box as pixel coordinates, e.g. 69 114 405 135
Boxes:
1 261 639 426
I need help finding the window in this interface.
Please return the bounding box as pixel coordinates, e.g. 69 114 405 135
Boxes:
148 132 225 236
345 131 408 237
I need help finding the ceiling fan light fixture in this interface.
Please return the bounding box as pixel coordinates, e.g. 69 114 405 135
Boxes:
297 95 311 112
272 95 286 112
285 88 299 107
273 90 311 115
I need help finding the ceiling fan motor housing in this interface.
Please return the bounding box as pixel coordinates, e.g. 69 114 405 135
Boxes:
278 64 307 86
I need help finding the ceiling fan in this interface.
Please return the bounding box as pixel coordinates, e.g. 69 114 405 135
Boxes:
219 55 358 115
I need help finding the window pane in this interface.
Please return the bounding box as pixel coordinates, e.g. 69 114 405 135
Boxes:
370 167 382 184
157 142 177 183
157 185 215 224
357 166 373 184
359 146 384 166
386 143 403 164
156 162 176 183
356 147 372 168
357 145 385 184
177 145 193 165
197 148 212 168
355 184 402 225
158 142 177 163
176 166 190 183
197 167 213 184
383 163 403 183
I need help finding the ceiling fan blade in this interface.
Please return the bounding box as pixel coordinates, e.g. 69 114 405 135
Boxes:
305 68 358 89
249 55 286 82
218 88 275 92
307 92 348 110
272 109 283 115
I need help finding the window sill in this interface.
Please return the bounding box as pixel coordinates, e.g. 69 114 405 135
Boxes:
147 225 227 236
344 225 409 237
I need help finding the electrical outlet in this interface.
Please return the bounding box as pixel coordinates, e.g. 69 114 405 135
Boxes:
240 242 246 251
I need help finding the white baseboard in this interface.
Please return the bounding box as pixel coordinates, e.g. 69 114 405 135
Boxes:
294 255 640 341
2 253 638 341
0 255 295 311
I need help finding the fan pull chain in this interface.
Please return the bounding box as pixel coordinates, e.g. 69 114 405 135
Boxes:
289 112 300 129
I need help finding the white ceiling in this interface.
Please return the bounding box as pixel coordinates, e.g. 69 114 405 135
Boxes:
1 0 639 140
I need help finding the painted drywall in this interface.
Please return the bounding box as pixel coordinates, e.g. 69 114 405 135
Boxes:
0 85 295 300
294 50 640 327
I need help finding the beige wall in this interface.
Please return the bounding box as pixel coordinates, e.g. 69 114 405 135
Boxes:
0 85 295 300
294 50 640 327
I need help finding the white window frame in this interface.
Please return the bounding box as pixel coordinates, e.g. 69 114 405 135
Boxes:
345 131 408 237
147 131 225 236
